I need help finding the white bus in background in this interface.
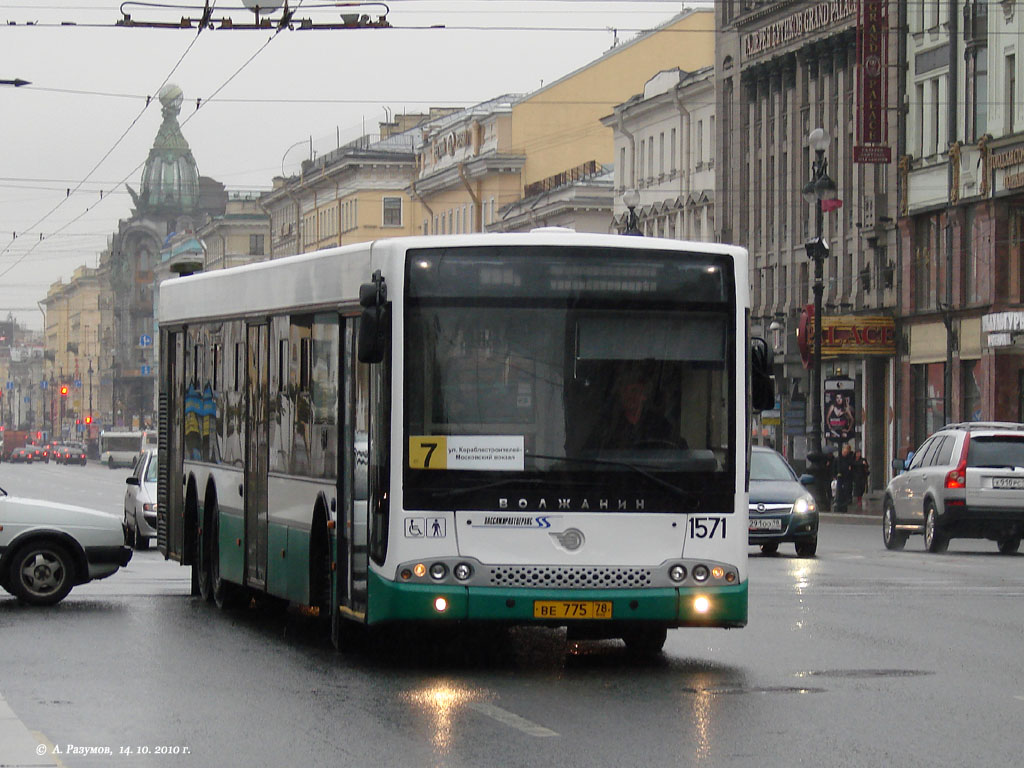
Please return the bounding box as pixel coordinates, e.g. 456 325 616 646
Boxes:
157 232 774 653
99 430 145 468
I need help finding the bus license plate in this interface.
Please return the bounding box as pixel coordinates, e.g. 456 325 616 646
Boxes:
749 518 783 531
992 477 1024 489
533 601 612 620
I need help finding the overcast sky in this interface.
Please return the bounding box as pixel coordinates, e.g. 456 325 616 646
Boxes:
0 0 698 331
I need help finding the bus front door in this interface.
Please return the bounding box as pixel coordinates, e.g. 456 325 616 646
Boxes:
245 323 270 589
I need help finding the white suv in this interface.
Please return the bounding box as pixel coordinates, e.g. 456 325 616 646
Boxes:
883 422 1024 553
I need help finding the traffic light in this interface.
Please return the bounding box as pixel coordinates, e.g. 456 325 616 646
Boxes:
84 416 92 425
60 385 69 397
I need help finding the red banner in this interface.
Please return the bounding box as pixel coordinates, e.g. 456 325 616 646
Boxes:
856 0 889 162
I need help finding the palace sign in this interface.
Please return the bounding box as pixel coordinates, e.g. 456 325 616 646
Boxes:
797 307 896 367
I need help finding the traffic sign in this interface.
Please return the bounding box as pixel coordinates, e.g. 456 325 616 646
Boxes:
75 379 82 388
5 381 11 390
40 380 48 389
139 334 153 347
140 365 151 376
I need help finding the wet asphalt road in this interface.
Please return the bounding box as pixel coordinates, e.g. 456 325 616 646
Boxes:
1 461 1022 767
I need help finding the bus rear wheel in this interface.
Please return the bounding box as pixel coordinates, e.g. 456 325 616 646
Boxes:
210 512 243 610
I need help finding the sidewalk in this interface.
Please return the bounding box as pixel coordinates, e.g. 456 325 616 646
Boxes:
820 490 883 525
0 693 59 768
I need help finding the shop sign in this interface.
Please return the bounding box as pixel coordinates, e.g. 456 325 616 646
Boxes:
982 310 1024 333
991 146 1024 192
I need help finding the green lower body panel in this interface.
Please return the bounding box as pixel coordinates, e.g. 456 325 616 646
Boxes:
366 570 747 628
218 512 245 586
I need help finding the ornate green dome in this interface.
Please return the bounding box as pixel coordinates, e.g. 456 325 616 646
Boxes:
134 84 200 214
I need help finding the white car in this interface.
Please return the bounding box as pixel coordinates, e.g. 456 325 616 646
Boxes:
0 486 132 605
123 449 158 550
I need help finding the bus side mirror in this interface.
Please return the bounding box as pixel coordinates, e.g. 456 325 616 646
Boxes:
750 337 775 412
358 271 388 364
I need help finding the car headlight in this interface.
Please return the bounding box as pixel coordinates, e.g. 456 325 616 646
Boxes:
793 496 815 515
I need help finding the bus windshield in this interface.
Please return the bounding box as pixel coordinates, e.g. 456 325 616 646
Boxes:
404 245 736 512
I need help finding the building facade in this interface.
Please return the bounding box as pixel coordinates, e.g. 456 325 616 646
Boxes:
603 67 718 239
261 113 449 258
41 266 102 442
898 0 1024 453
197 192 270 271
716 1 901 489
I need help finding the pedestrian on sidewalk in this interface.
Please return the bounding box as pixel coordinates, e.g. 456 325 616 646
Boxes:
833 443 855 513
853 448 870 510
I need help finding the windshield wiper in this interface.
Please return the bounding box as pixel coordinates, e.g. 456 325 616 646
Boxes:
527 453 702 507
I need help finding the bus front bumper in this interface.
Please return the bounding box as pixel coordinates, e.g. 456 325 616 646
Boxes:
365 571 747 628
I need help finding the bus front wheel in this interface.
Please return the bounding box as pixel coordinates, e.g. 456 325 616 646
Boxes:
622 626 668 656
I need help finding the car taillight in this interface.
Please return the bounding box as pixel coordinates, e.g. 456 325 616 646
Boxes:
945 434 971 489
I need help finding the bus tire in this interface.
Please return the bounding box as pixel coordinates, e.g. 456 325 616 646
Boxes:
622 626 668 656
210 511 243 610
309 504 331 617
197 502 214 603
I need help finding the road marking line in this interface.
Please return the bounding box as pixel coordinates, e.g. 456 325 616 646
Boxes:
468 702 559 738
31 732 67 768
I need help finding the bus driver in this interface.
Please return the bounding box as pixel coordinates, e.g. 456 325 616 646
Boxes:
597 363 681 450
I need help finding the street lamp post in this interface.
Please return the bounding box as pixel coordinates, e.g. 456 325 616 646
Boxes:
88 359 94 442
802 127 838 509
622 189 642 236
48 373 54 439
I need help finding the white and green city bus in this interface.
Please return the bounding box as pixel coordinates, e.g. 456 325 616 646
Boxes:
99 429 146 468
157 232 772 652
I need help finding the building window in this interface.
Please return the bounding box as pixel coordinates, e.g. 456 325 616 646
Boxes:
962 359 982 421
912 362 945 448
972 51 987 140
658 132 665 177
1006 54 1016 135
697 120 704 165
915 82 925 157
670 128 677 172
383 197 402 227
619 146 626 187
249 234 264 256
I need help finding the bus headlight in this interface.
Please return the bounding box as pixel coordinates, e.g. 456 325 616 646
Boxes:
453 562 473 581
434 597 448 612
668 564 687 582
793 496 815 515
693 596 711 614
429 562 448 580
692 564 709 582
